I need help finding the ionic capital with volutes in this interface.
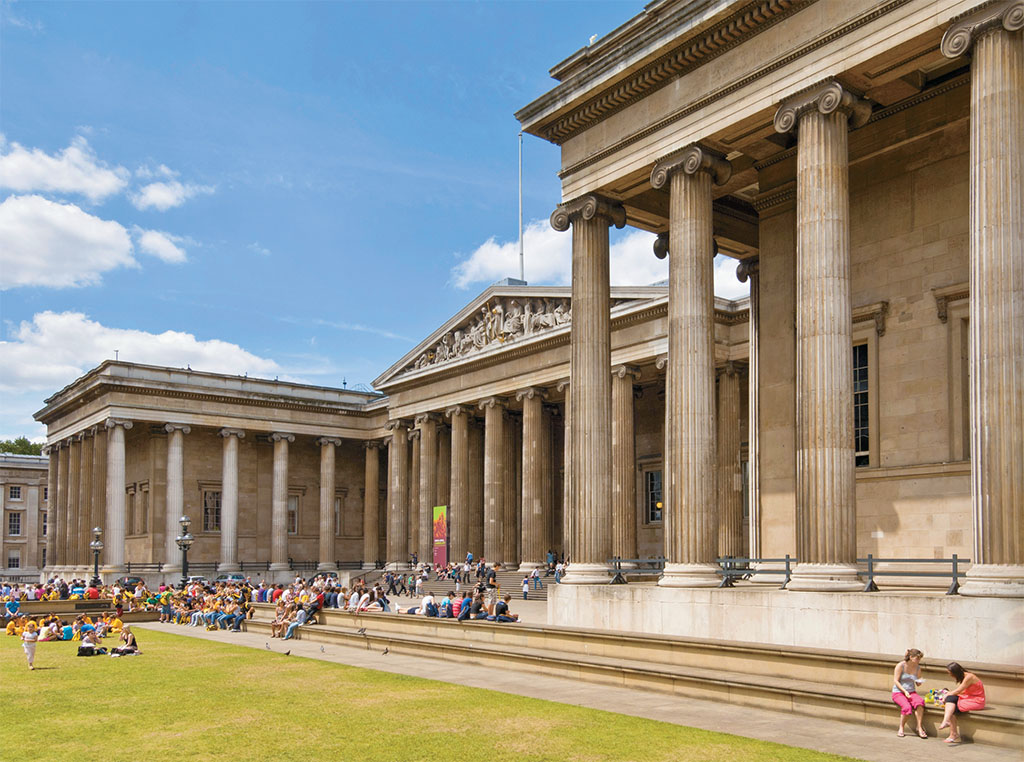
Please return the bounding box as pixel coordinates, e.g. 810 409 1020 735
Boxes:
941 1 1024 57
611 364 641 382
555 378 570 394
515 387 547 403
385 420 409 433
316 436 343 448
773 80 872 134
655 354 669 372
164 423 192 435
104 418 133 431
269 432 295 443
549 194 626 232
219 428 246 439
363 439 384 451
653 231 720 260
414 412 441 428
477 396 508 411
407 428 421 442
444 404 472 419
650 144 732 190
736 256 760 283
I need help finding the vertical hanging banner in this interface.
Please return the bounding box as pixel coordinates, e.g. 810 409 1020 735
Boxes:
432 505 448 567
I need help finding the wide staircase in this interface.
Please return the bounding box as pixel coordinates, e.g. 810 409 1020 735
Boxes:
406 569 552 602
248 602 1023 751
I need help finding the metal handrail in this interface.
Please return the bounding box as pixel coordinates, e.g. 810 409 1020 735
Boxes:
858 554 970 595
715 556 798 589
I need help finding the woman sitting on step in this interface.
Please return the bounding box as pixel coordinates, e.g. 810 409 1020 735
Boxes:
891 648 927 738
939 662 985 744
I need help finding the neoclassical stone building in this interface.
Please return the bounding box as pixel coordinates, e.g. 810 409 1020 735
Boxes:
34 0 1020 619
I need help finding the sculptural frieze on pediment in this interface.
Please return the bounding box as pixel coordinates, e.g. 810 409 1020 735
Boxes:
408 297 572 373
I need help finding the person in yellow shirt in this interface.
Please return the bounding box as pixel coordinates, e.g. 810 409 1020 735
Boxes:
6 618 18 636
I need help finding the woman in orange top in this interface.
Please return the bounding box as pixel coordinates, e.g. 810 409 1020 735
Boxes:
939 661 985 744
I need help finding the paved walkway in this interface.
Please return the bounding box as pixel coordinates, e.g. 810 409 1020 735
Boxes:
135 622 1018 762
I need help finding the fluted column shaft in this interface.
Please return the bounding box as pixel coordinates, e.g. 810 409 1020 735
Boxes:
481 398 506 563
612 367 639 563
559 383 572 561
219 429 244 572
946 9 1024 596
447 407 470 562
717 365 743 557
90 427 106 563
651 146 728 587
738 259 762 559
386 422 410 569
408 430 421 557
269 433 294 571
503 413 520 565
417 415 439 564
104 419 132 573
437 425 451 508
77 433 93 569
316 437 341 571
57 443 69 569
163 425 190 571
44 446 57 570
67 437 80 567
550 195 625 583
362 442 382 569
468 422 485 557
519 389 547 569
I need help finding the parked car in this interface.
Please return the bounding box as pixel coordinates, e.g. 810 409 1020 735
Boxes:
214 573 247 585
185 575 209 586
115 576 145 589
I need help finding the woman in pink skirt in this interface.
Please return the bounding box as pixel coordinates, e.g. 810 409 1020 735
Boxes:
891 647 927 738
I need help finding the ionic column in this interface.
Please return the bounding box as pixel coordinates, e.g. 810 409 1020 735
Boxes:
162 424 191 573
651 145 731 587
467 421 485 557
479 397 507 563
717 363 743 558
517 388 547 570
362 441 382 569
446 405 471 562
67 435 80 568
219 429 245 572
437 424 451 509
56 441 69 570
90 426 106 561
268 432 295 572
942 3 1024 597
386 420 410 569
550 195 626 583
408 428 421 557
103 418 133 573
314 437 342 572
77 431 94 570
611 366 640 564
556 379 572 561
502 412 520 566
416 414 439 566
737 258 761 559
43 445 57 571
774 81 871 591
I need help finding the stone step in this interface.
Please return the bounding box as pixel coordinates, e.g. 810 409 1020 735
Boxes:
246 613 1022 750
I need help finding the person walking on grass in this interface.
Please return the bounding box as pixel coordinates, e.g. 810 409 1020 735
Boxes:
21 620 38 670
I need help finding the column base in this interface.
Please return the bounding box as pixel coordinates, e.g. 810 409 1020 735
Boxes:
560 563 612 585
317 562 338 572
102 564 126 577
217 562 241 573
658 563 721 588
268 562 291 572
162 563 182 574
518 561 542 571
385 562 411 572
787 563 861 592
362 562 378 571
958 564 1024 598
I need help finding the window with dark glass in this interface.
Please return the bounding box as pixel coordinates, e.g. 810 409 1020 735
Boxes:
853 343 869 467
203 490 222 532
645 469 663 524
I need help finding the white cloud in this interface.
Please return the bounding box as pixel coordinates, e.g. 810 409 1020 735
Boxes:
248 242 272 257
0 134 130 202
130 180 214 211
134 163 177 180
451 219 749 298
0 194 136 289
0 311 282 395
134 227 187 263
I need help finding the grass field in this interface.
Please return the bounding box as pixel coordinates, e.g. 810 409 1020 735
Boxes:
0 629 862 762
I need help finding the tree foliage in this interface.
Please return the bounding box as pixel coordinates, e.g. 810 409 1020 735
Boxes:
0 437 43 455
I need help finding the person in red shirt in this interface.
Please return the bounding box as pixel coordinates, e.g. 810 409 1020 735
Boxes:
85 585 100 599
270 585 284 603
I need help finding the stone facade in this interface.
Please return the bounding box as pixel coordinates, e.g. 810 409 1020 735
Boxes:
0 454 49 577
31 0 1022 598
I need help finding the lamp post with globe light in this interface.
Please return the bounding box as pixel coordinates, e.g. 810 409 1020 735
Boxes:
89 527 104 587
175 515 194 589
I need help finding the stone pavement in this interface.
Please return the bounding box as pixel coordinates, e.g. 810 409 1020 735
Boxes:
135 622 1019 762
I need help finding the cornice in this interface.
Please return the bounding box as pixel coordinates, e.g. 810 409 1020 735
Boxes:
535 0 803 145
932 282 970 323
852 301 890 337
556 0 915 181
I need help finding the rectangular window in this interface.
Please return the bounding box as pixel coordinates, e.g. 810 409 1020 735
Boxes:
138 490 149 534
9 486 22 500
41 547 46 568
334 496 341 536
8 512 22 536
853 343 869 467
7 549 20 569
287 495 299 535
41 511 47 537
644 469 663 524
43 486 48 502
203 490 222 532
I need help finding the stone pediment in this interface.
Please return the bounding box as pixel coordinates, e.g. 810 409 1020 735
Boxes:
374 284 667 389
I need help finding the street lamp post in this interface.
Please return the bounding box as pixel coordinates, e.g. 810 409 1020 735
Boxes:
175 515 194 589
88 527 104 586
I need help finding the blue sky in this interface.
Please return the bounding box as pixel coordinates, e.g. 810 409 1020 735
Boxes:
0 0 746 440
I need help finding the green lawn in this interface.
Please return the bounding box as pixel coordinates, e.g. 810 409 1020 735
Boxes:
0 630 862 762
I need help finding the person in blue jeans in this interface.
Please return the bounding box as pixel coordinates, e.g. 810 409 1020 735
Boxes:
283 607 308 640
